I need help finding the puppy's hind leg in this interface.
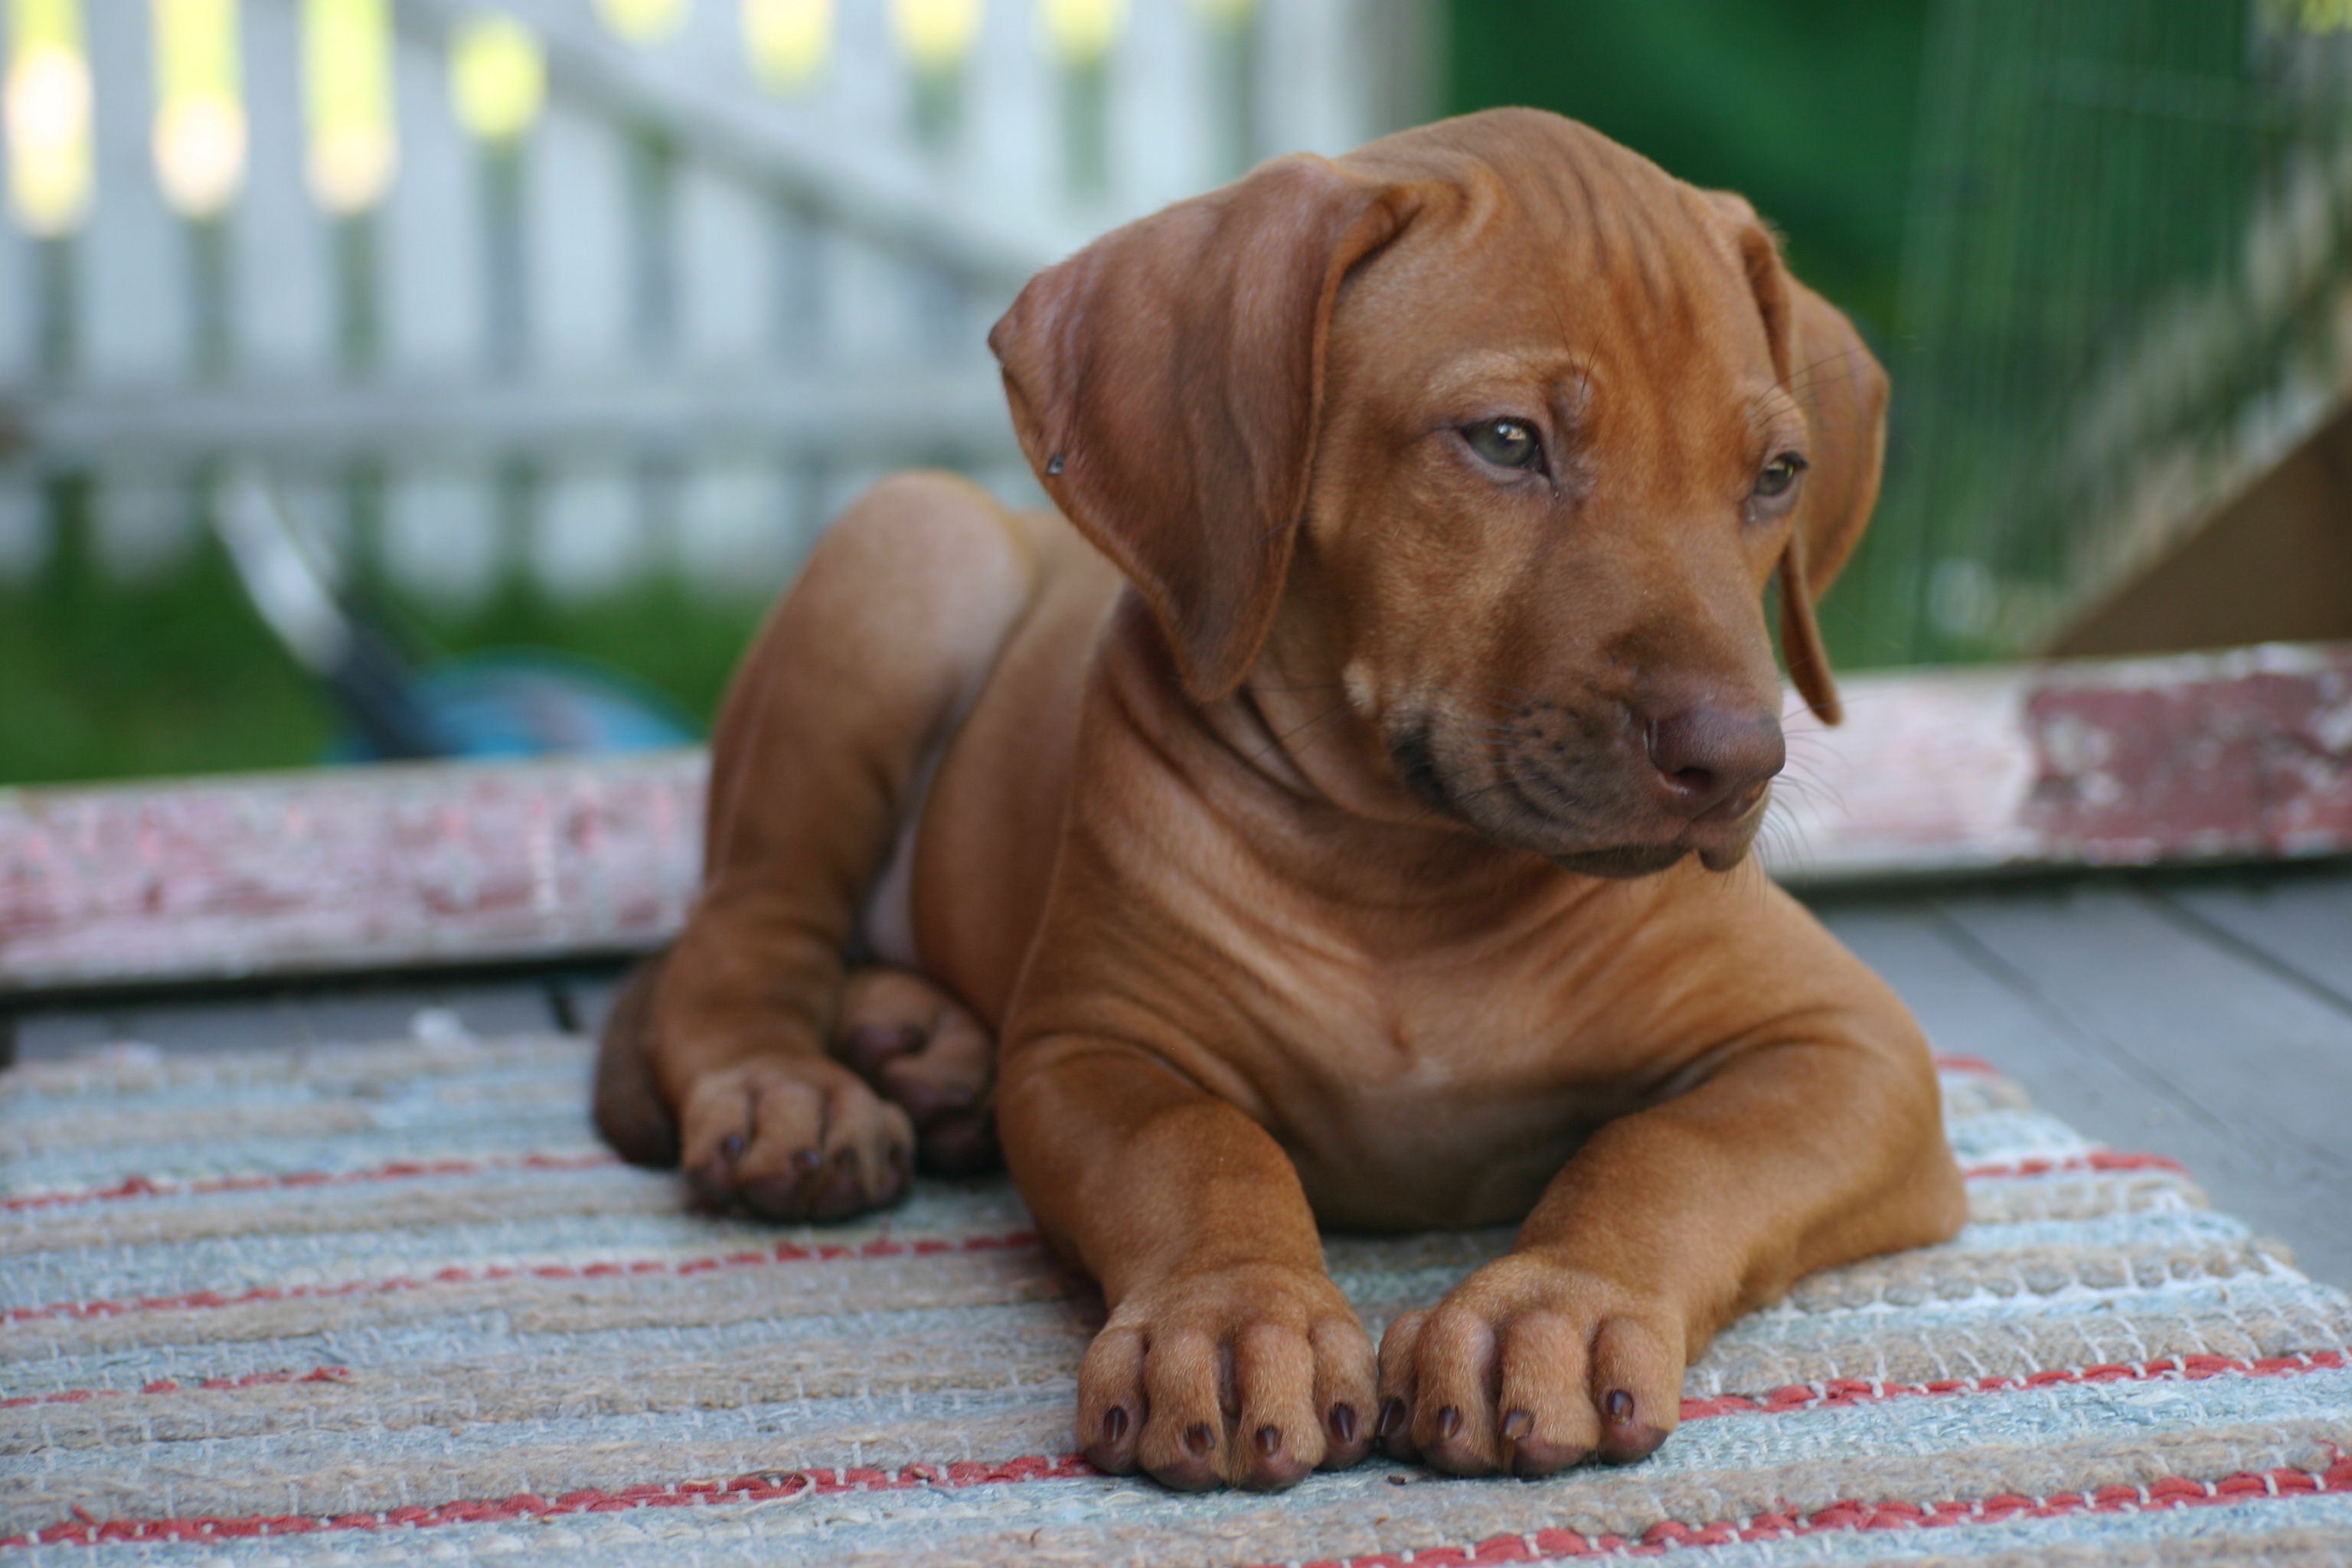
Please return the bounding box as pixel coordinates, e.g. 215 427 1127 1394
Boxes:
594 472 1039 1220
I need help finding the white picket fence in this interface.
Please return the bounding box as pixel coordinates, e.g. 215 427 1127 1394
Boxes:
0 0 1432 608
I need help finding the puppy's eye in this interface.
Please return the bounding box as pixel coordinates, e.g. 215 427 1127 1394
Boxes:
1753 452 1808 498
1463 418 1544 472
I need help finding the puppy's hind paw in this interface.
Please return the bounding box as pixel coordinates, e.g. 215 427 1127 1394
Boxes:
835 967 1001 1175
678 1055 914 1223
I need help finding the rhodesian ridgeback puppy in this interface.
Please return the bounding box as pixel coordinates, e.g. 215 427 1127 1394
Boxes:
594 108 1967 1491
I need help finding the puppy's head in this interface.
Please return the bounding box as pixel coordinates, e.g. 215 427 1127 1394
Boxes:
990 109 1886 875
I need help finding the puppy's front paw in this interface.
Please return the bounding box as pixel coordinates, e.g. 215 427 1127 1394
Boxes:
1079 1263 1376 1492
679 1055 913 1222
1377 1253 1684 1478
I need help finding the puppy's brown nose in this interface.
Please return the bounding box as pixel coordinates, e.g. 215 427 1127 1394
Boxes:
1645 707 1785 817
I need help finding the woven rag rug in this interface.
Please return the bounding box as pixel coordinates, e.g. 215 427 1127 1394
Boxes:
5 1031 2351 1566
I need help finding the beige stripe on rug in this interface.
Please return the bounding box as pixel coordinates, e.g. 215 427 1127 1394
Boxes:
4 1034 2349 1566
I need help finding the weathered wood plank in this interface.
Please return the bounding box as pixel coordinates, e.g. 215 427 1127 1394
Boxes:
1929 882 2352 1288
0 753 701 992
8 978 564 1063
398 0 1069 292
1812 887 2352 1289
2153 866 2352 1007
1766 641 2352 884
231 0 334 383
80 0 184 384
3 645 2348 995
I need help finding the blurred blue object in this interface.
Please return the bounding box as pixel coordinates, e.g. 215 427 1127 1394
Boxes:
379 651 700 760
211 464 700 763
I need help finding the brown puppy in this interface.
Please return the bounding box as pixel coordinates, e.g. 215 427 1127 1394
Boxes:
595 109 1967 1491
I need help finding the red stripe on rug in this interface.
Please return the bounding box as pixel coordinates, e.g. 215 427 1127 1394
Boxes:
1 1230 1043 1325
7 1354 2344 1548
1677 1350 2347 1420
0 1455 1101 1548
1259 1462 2352 1567
6 1347 2334 1419
2 1152 624 1214
1932 1052 1999 1076
5 1137 2180 1225
0 1367 353 1410
11 1454 2350 1553
1961 1148 2188 1180
0 1050 2030 1220
0 1147 2196 1326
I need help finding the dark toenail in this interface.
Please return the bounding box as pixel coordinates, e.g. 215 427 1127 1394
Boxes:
1253 1424 1280 1457
1101 1406 1129 1445
1501 1410 1533 1441
1377 1398 1407 1440
1328 1403 1357 1444
720 1134 745 1164
792 1148 822 1174
1184 1423 1214 1457
1606 1390 1633 1424
1436 1406 1462 1441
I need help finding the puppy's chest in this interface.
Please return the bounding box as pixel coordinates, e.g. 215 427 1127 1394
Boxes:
1249 959 1665 1227
1281 982 1656 1123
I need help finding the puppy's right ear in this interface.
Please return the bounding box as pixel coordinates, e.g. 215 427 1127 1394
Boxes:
988 157 1422 703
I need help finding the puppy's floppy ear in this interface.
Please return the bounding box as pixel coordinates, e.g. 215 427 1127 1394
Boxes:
1703 192 1889 727
1776 277 1887 727
989 156 1422 703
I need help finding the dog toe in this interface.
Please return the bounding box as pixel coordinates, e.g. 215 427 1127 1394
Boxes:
1405 1302 1504 1475
1496 1312 1598 1476
1078 1327 1148 1475
1135 1329 1227 1490
1230 1322 1326 1490
1591 1315 1678 1465
1374 1309 1429 1462
1311 1318 1377 1472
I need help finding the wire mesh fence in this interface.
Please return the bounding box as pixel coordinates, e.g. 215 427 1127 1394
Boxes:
1835 0 2352 668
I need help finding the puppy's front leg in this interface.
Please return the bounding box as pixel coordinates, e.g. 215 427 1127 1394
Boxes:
1380 1028 1965 1478
999 1040 1377 1491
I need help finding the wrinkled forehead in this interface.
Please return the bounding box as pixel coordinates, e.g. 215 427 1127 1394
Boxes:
1334 119 1779 397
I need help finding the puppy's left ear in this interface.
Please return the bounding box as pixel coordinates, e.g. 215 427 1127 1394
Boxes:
1704 192 1890 727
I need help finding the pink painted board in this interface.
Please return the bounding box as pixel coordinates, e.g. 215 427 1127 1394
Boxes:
5 644 2348 994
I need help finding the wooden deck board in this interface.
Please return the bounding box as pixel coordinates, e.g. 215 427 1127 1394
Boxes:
1811 864 2352 1290
2154 870 2352 1005
9 644 2349 997
8 978 565 1062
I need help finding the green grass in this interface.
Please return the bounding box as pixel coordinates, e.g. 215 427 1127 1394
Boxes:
0 479 767 787
0 484 335 786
